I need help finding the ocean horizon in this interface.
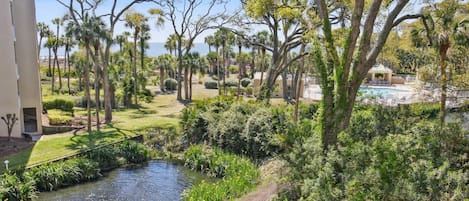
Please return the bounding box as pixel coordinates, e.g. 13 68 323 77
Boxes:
39 42 212 58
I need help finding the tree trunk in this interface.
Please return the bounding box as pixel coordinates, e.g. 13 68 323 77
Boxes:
217 63 221 95
66 48 71 95
184 66 189 100
93 45 100 131
439 43 449 126
189 67 193 100
102 55 112 124
133 33 138 106
160 66 165 92
54 48 62 92
47 48 52 77
38 36 43 58
85 43 92 133
176 39 183 101
282 70 288 100
51 49 56 94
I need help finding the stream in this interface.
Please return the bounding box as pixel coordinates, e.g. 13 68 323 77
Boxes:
36 160 208 201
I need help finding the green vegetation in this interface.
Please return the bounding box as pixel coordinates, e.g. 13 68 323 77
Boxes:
42 98 74 113
182 145 259 201
181 96 316 159
281 105 468 200
204 80 218 89
164 78 178 91
0 140 151 199
47 109 73 125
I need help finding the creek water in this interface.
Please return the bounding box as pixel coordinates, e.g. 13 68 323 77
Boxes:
36 160 208 201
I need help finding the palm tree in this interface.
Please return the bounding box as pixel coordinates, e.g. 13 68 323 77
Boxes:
52 18 64 92
115 34 127 54
412 0 469 125
45 36 56 93
215 28 235 94
37 22 52 58
204 35 216 56
67 14 106 132
125 11 148 106
165 34 178 57
156 54 174 92
256 31 269 87
62 35 75 95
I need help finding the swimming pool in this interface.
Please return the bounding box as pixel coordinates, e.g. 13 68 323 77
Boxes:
359 87 411 96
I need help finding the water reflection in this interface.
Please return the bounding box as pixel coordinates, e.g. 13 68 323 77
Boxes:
36 161 208 201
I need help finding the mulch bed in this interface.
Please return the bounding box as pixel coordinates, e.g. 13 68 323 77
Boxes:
0 137 35 158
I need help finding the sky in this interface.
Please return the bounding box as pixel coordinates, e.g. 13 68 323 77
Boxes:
35 0 243 43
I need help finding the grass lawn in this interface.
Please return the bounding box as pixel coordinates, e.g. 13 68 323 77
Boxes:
0 80 288 172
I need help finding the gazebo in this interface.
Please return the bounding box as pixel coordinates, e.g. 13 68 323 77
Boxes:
366 64 393 85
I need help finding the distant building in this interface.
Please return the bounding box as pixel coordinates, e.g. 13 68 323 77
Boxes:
0 0 43 139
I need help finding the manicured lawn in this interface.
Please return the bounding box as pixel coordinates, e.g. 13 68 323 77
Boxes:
0 82 289 172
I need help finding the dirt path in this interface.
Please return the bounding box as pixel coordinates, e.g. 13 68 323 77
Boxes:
240 182 279 201
239 159 286 201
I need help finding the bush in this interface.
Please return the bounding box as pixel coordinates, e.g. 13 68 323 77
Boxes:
229 65 238 74
224 79 238 87
74 96 104 108
284 107 469 201
139 88 154 103
86 146 121 170
118 141 150 164
164 78 178 91
25 157 100 191
245 86 253 95
240 78 252 87
47 109 73 125
182 145 259 201
43 98 74 112
204 80 218 89
0 173 37 201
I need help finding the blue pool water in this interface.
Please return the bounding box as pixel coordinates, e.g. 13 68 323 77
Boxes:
359 87 410 96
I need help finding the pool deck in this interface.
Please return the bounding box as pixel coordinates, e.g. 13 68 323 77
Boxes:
304 84 421 106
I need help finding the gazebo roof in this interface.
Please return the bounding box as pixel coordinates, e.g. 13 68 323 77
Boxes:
368 64 393 74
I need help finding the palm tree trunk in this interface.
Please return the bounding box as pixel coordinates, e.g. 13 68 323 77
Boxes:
51 49 56 94
85 43 92 133
184 67 189 100
38 36 43 59
189 66 193 100
439 45 449 126
66 48 71 95
55 49 62 92
160 66 165 92
133 33 138 106
94 46 100 131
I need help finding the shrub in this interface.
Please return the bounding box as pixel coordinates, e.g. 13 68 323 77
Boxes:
47 109 73 125
25 157 100 191
229 65 238 74
74 96 104 108
183 145 259 201
118 141 150 164
0 173 37 201
224 79 238 87
86 146 120 170
240 78 252 87
204 80 218 89
245 86 253 95
139 88 154 103
43 98 74 112
164 78 178 91
285 112 469 201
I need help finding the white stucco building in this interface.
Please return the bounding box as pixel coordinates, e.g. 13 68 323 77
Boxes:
0 0 43 139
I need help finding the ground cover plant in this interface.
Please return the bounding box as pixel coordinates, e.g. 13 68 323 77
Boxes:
0 140 150 199
182 145 259 201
